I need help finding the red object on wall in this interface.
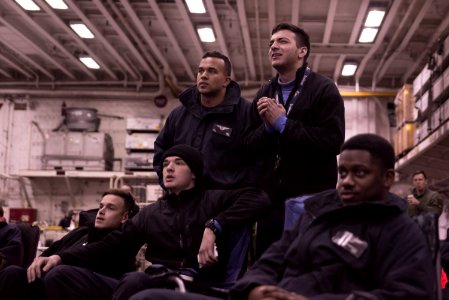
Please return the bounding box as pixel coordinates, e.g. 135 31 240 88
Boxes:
9 208 37 224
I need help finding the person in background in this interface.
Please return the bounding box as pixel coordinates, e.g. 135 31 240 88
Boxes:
244 22 345 257
128 134 435 300
38 144 269 300
407 170 443 217
0 206 24 271
0 189 139 300
154 51 260 190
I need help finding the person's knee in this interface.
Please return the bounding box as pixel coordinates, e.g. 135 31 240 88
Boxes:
113 272 153 300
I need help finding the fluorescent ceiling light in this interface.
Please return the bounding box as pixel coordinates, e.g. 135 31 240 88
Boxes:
197 26 216 42
358 28 378 43
186 0 206 13
341 63 358 76
79 56 100 69
15 0 40 11
364 10 385 27
70 23 95 39
45 0 68 9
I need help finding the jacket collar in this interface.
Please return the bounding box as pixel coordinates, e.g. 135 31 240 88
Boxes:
179 80 242 112
304 190 407 219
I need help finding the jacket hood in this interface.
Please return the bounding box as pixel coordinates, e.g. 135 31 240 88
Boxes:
304 189 407 220
179 80 242 109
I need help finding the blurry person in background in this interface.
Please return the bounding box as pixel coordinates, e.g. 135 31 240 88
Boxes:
407 170 443 217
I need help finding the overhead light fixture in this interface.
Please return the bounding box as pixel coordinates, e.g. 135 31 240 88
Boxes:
45 0 68 10
357 2 387 44
185 0 206 14
341 62 358 76
358 28 379 43
69 22 95 39
79 56 100 69
15 0 40 11
364 10 385 27
197 26 216 43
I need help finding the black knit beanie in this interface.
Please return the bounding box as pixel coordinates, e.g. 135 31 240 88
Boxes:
161 144 203 183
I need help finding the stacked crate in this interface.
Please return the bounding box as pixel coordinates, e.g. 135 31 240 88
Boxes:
394 84 415 157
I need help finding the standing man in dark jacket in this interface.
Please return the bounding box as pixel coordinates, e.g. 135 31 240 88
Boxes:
130 134 435 300
0 189 139 300
154 51 259 189
246 23 345 256
40 145 270 300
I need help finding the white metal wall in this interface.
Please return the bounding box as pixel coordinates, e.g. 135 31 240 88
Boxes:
0 96 392 224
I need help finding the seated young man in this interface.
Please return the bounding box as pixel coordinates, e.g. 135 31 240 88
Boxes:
38 144 270 300
0 189 138 300
0 206 24 270
127 133 436 300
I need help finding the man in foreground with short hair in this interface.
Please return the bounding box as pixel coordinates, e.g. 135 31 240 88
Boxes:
0 189 139 300
129 134 435 300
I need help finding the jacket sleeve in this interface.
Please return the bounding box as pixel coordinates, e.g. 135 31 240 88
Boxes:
41 227 85 257
153 110 176 182
230 226 299 300
211 188 270 230
0 225 24 269
282 79 345 155
58 217 145 274
242 86 277 156
428 192 443 216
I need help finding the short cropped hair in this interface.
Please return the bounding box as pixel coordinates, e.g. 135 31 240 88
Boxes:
340 134 395 171
102 189 139 218
412 170 427 179
272 23 311 62
202 51 232 76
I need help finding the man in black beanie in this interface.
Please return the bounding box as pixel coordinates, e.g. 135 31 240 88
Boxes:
40 144 270 300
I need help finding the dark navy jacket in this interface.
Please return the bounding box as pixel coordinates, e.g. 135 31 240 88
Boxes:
244 67 345 201
231 190 435 300
154 81 259 189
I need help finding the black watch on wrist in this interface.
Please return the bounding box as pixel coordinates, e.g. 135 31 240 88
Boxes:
205 219 219 234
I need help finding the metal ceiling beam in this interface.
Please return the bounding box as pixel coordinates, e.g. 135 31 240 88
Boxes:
120 0 177 83
105 0 160 80
0 53 34 79
254 0 264 81
174 0 203 61
236 0 256 80
34 0 118 80
375 0 433 85
268 0 276 77
0 40 54 80
0 18 74 80
4 0 95 79
291 0 300 25
204 0 229 58
355 0 403 87
65 0 139 80
147 0 195 80
92 0 157 80
334 0 369 83
322 0 337 44
403 5 449 82
0 67 13 79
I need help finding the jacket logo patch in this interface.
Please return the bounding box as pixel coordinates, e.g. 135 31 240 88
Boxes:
212 124 232 137
331 230 367 258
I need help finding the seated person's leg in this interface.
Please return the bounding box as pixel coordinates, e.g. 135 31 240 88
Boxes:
45 265 119 300
0 265 29 300
129 288 221 300
113 271 157 300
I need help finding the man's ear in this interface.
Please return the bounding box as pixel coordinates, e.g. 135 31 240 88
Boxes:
384 169 395 188
223 76 231 88
121 212 129 223
298 47 308 59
